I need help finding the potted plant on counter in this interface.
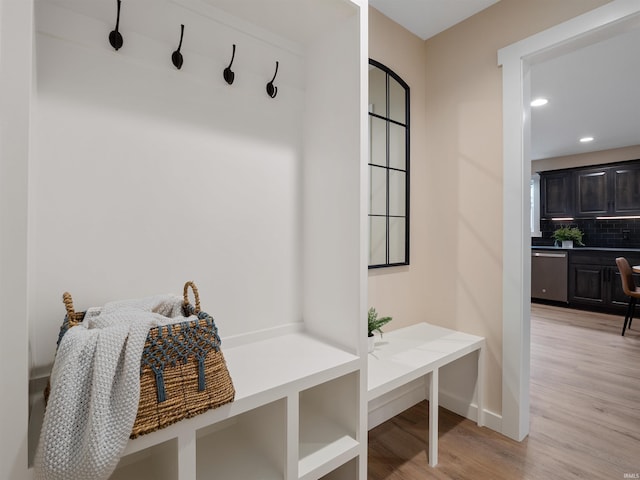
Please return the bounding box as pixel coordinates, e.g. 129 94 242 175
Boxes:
367 307 392 353
552 226 584 248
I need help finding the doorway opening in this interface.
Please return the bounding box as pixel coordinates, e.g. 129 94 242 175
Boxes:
499 1 640 441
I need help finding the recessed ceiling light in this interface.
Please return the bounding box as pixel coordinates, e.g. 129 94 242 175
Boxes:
530 98 548 107
579 136 594 143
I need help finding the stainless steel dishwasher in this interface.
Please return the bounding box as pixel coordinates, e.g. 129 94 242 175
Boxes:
531 250 568 302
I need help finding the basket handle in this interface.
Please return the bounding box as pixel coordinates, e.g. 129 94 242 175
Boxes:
183 281 201 314
62 292 80 327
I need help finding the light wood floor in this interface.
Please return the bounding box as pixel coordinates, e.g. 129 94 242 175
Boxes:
368 304 640 479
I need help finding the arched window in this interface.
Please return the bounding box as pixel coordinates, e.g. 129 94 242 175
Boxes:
368 59 410 268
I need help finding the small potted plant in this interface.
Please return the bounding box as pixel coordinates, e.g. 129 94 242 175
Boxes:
552 226 584 248
367 307 392 353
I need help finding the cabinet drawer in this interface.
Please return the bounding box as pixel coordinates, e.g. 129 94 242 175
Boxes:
569 251 640 266
569 252 611 265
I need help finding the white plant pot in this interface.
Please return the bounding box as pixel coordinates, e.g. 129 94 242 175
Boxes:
368 335 375 353
561 240 574 248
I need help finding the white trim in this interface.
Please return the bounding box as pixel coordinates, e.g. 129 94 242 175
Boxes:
0 1 33 479
530 173 542 237
498 0 640 441
439 390 502 434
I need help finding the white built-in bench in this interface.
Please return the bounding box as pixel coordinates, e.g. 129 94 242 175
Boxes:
367 322 485 467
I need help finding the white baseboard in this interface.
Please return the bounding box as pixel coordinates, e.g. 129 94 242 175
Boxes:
439 389 502 433
367 381 502 434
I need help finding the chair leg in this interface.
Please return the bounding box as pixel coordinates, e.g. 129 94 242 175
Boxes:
630 299 636 330
622 298 634 336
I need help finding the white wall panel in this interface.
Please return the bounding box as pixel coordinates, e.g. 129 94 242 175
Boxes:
30 0 305 369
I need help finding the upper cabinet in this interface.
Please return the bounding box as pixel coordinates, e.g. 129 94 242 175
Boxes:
541 170 574 218
576 163 640 217
611 163 640 215
540 160 640 219
575 167 610 216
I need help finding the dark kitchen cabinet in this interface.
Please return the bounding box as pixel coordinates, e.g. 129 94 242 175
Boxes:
568 250 640 312
540 160 640 219
611 163 640 215
610 268 637 308
575 163 640 217
575 167 609 217
540 171 573 218
569 262 605 307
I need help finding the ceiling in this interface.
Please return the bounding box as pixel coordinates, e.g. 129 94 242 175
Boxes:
370 0 640 161
369 0 499 41
529 26 640 160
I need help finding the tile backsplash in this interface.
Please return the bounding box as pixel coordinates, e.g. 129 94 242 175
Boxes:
537 218 640 248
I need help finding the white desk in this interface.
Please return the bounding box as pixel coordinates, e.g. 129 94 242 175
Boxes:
367 322 485 467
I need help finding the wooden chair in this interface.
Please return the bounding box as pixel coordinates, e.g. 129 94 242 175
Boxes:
615 257 640 336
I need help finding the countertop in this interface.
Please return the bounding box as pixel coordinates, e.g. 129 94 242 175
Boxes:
531 245 640 252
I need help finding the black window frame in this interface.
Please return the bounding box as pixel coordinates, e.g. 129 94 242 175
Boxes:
368 58 410 269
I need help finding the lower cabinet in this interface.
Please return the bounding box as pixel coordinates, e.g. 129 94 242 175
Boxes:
609 268 638 308
568 251 640 313
569 263 606 307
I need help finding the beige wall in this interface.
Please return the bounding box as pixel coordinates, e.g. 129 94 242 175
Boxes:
368 8 429 331
369 0 611 418
533 144 640 173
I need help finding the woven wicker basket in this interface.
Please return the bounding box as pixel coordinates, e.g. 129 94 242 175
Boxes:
54 281 235 438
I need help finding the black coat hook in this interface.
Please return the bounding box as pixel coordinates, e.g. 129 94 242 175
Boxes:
108 0 123 51
172 24 185 70
266 61 279 98
223 44 236 85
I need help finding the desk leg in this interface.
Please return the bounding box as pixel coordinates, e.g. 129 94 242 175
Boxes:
477 345 485 427
428 368 439 467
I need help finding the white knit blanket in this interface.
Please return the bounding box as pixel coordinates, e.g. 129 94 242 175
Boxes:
35 294 196 480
